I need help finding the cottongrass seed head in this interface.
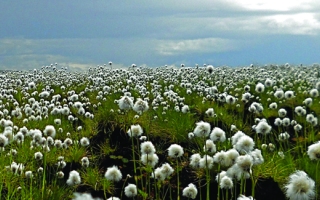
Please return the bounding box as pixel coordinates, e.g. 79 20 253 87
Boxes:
188 132 195 139
43 125 56 138
234 135 255 154
140 153 159 167
210 127 226 142
182 183 198 199
168 144 184 158
133 98 149 113
226 148 240 165
73 192 102 200
193 121 211 137
107 197 120 200
118 96 134 110
231 131 245 146
254 121 272 135
227 161 251 180
237 195 254 200
205 108 215 117
220 176 234 189
216 170 227 182
127 124 143 137
67 170 81 186
153 167 166 181
81 157 90 167
80 137 90 147
213 150 232 167
236 154 253 173
124 183 137 198
0 134 9 147
140 141 156 154
199 155 214 169
105 165 122 182
159 162 174 178
249 149 264 165
25 171 33 179
203 139 216 153
285 170 315 200
189 153 201 168
307 141 320 160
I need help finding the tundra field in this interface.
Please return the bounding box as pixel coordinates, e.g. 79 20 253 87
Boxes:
0 63 320 200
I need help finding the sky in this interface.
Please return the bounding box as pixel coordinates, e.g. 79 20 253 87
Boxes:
1 0 320 71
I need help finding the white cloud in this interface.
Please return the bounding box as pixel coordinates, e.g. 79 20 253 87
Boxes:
211 0 320 35
182 12 320 36
263 13 320 35
156 38 239 55
230 0 320 11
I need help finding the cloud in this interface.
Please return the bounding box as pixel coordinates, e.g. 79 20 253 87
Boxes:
229 0 320 11
263 13 320 35
184 12 320 37
155 38 239 55
1 0 320 70
0 37 164 70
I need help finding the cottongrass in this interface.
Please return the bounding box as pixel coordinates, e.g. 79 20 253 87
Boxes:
133 98 149 113
193 121 211 137
231 131 246 146
0 134 9 147
284 170 315 200
182 183 198 199
25 171 33 179
249 149 264 165
199 155 214 169
34 152 43 160
81 157 90 167
203 139 216 154
80 137 90 147
213 150 231 167
205 108 215 117
43 125 56 138
158 163 174 179
234 135 255 154
237 195 254 200
118 96 134 110
220 176 233 189
227 163 250 181
67 170 81 186
236 154 253 173
105 166 122 182
140 141 156 155
73 192 102 200
124 183 137 198
140 153 159 167
307 141 320 160
254 120 272 135
189 153 201 169
210 127 226 142
226 149 240 165
127 124 143 137
2 64 320 199
107 197 120 200
168 144 184 158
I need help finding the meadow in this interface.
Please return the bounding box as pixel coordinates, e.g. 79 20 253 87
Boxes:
0 63 319 200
